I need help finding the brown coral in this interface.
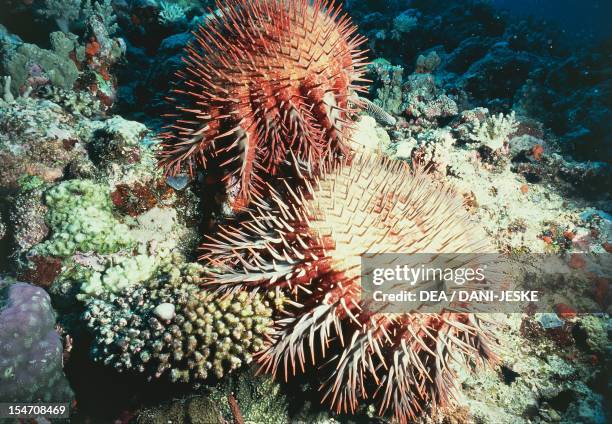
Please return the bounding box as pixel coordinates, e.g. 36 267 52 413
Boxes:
200 153 499 422
159 0 369 210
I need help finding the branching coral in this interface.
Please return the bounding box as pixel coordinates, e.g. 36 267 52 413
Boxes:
84 258 284 383
1 76 16 103
1 75 33 103
158 1 187 26
159 0 369 210
200 153 499 422
468 110 519 150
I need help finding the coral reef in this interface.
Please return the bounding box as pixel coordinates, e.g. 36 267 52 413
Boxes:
84 257 284 383
403 72 459 127
392 9 419 36
201 153 498 422
1 3 124 112
457 314 609 424
415 50 442 74
89 115 148 169
0 33 80 93
0 94 91 191
8 187 49 255
0 0 608 422
135 396 222 424
351 0 611 163
0 280 74 403
159 0 369 210
39 85 104 117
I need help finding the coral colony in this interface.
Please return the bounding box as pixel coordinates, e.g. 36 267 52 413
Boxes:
0 0 610 423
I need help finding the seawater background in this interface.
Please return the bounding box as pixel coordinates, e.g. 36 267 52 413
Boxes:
492 0 612 41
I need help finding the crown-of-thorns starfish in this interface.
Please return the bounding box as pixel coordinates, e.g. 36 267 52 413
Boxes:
159 0 369 210
200 154 499 423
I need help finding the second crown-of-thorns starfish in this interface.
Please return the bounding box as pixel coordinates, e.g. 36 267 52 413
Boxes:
159 0 370 210
199 153 501 423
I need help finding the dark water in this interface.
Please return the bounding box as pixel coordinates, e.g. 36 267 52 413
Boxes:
493 0 611 40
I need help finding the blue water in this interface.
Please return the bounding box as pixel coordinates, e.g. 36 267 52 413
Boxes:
493 0 612 40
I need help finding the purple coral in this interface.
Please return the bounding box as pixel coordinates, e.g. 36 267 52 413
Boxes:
0 281 73 403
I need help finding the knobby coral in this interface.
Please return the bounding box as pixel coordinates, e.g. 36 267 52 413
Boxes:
200 154 499 423
159 0 369 210
84 258 285 384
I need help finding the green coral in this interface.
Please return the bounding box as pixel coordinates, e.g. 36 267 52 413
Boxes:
83 257 284 384
78 254 158 299
34 179 132 257
2 40 79 92
16 174 45 192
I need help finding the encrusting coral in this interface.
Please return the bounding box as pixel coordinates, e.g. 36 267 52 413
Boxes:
201 153 499 423
159 0 369 210
83 256 285 384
